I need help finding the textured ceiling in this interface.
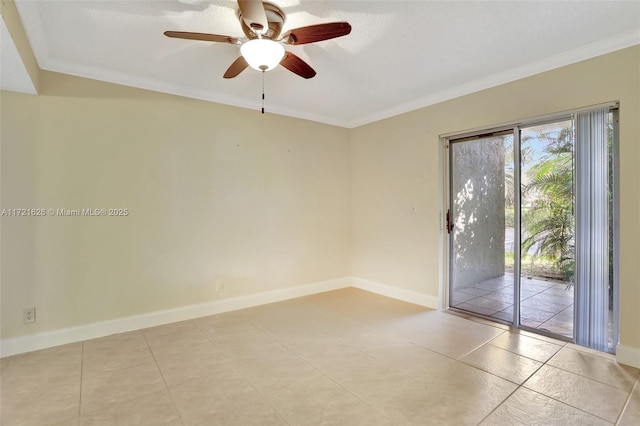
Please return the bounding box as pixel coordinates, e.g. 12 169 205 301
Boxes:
10 0 640 127
1 15 36 94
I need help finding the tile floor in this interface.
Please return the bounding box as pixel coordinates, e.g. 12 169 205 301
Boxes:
1 288 638 426
452 274 575 337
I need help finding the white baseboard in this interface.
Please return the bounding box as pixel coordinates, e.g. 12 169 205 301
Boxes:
0 277 351 358
13 276 636 365
616 343 640 369
351 276 439 309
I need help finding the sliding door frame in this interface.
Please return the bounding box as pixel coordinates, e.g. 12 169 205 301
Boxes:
512 126 522 329
441 102 619 346
445 126 519 327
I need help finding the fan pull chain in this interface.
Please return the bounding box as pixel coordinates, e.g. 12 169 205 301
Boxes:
261 71 265 114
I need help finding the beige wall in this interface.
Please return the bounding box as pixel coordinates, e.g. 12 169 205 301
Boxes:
0 72 351 338
2 45 639 355
351 46 640 350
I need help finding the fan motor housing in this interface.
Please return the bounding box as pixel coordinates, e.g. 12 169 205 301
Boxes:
238 2 286 40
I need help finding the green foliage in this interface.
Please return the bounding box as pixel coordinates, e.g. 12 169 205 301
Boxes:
521 126 575 279
505 251 559 275
508 116 613 285
505 207 514 227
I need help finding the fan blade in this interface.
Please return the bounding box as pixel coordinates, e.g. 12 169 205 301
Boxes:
280 52 316 79
164 31 240 44
223 56 249 79
237 0 269 34
281 22 351 45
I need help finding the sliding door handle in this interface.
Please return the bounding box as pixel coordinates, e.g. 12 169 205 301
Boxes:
446 210 455 234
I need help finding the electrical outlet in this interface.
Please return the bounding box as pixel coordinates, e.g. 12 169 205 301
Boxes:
215 281 225 293
23 307 36 324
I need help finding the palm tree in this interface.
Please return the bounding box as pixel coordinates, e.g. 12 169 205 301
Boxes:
504 139 532 229
521 126 575 280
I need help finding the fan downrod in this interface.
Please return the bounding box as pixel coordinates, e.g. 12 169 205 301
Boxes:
238 2 286 41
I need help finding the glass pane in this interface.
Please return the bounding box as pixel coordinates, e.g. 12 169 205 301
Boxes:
519 120 574 338
608 111 617 352
449 134 514 323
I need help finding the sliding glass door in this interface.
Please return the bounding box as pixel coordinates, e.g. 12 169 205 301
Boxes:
518 120 575 338
448 132 515 324
448 108 618 351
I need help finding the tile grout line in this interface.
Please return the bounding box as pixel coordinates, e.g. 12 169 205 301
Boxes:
250 315 397 424
475 340 620 425
454 329 510 361
77 341 85 420
614 372 639 425
518 385 617 424
141 331 187 426
459 325 635 424
474 383 521 425
520 346 628 424
309 365 398 424
456 331 549 383
457 304 555 424
316 313 534 424
253 307 429 423
484 341 562 364
210 363 293 426
8 289 630 425
77 389 180 424
615 372 640 425
121 314 632 425
453 300 573 341
456 279 575 334
545 347 639 392
235 339 295 425
199 317 294 425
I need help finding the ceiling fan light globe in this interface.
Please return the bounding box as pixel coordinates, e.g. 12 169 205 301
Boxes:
240 39 285 72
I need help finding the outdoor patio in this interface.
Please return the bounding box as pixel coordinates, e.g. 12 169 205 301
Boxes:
451 274 574 338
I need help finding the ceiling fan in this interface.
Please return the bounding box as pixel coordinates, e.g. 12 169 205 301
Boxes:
164 0 352 79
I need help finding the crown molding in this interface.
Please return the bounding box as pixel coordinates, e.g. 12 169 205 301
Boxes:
12 1 640 129
347 31 640 128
